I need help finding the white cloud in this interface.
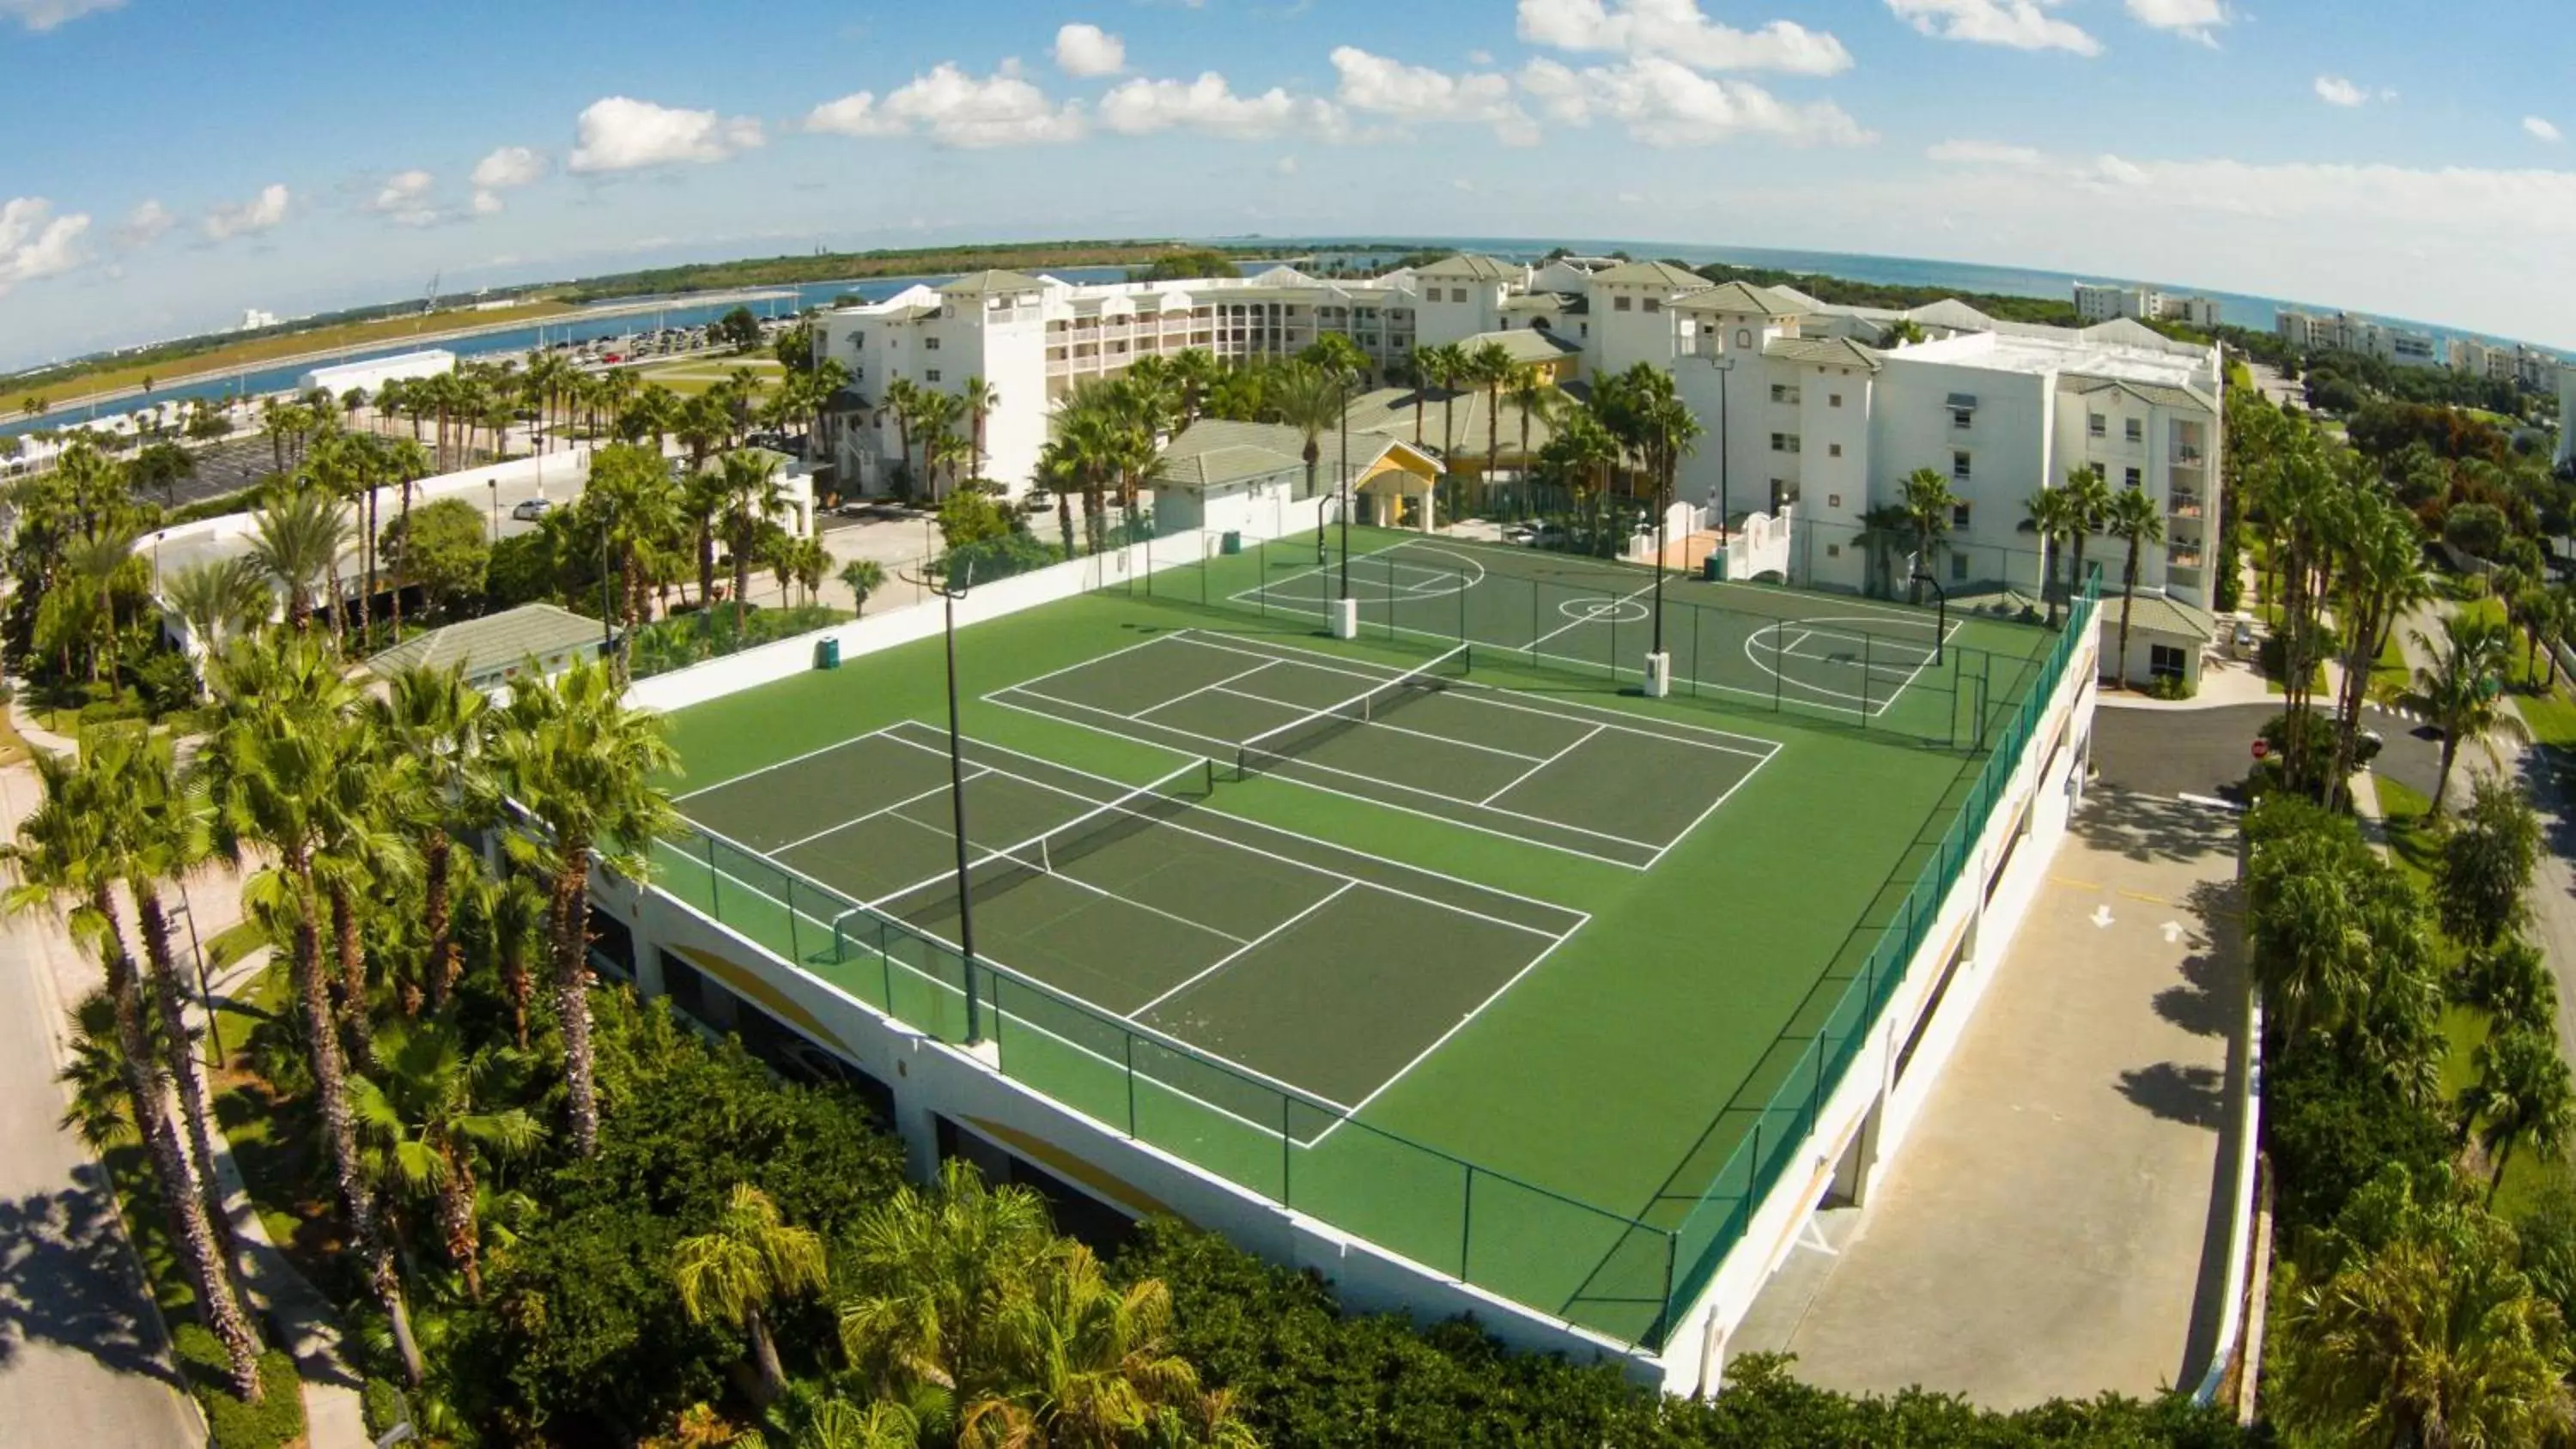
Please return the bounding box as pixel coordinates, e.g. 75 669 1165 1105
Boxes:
0 197 90 294
112 198 174 249
2312 76 2366 107
1467 48 1496 65
368 169 440 227
0 0 121 32
811 64 1085 148
472 144 549 190
1100 73 1324 139
1518 56 1872 147
473 191 506 216
1054 22 1125 77
1927 138 2046 166
1274 155 1299 175
1517 0 1853 76
2123 0 2225 45
203 183 290 241
568 96 764 173
1330 47 1535 145
1884 0 2099 56
2528 116 2564 144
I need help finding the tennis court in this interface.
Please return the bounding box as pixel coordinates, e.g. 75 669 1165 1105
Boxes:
665 718 1587 1134
1159 533 2037 749
985 628 1776 869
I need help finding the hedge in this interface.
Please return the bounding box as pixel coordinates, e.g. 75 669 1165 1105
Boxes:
172 1324 305 1449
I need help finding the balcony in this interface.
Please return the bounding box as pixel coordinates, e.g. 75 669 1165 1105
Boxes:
2173 444 2206 466
2169 493 2203 518
2167 545 2205 569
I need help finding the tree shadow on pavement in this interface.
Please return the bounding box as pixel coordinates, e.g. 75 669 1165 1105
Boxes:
0 1173 184 1387
2074 789 2233 868
2115 1062 2227 1130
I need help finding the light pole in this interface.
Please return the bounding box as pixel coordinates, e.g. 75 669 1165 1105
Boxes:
1334 373 1353 638
910 561 986 1046
486 479 499 543
1911 569 1949 666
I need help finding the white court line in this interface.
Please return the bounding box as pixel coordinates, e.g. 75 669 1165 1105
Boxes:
1132 881 1358 1017
1134 658 1280 720
1305 902 1589 1149
1639 734 1780 870
673 722 909 802
1236 537 1422 604
1172 629 1778 761
884 719 1590 933
771 768 991 855
1479 724 1605 806
1526 579 1662 653
1778 629 1813 658
664 852 1353 1131
992 684 1666 858
1742 616 1965 716
1205 684 1552 765
994 628 1197 696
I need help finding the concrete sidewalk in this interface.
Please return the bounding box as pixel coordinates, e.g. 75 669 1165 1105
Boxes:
1732 790 2246 1408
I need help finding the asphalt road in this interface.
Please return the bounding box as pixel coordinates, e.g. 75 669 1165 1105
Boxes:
0 768 199 1447
2091 700 2443 804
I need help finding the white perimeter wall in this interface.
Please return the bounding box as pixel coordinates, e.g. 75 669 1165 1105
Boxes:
1655 621 2101 1396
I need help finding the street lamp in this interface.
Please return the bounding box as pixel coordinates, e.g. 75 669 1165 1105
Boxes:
486 479 499 543
1910 568 1949 666
908 561 987 1045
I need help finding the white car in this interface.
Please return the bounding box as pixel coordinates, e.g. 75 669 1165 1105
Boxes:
511 497 552 522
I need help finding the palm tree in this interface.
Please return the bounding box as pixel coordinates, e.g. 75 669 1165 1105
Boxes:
967 1245 1246 1449
839 1159 1063 1396
371 664 491 1011
958 374 999 479
2022 488 2074 628
2104 486 2166 685
716 450 786 634
3 745 270 1405
2462 1027 2576 1203
490 659 677 1156
2326 485 2431 791
1423 343 1468 468
381 437 433 635
779 534 831 609
2058 464 2113 602
1504 365 1552 510
2403 614 2531 818
1898 468 1959 605
246 484 348 637
674 1183 829 1407
1267 362 1346 509
61 526 139 696
164 557 274 652
1467 340 1516 501
197 634 425 1385
839 558 887 616
352 1020 540 1300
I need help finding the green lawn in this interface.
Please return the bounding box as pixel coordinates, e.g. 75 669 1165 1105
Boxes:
653 526 2062 1345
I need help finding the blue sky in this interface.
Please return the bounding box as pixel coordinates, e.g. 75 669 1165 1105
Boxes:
4 0 2573 370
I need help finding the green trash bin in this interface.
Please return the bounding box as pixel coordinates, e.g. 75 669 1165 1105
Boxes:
1702 551 1727 583
815 637 841 670
1221 530 1243 555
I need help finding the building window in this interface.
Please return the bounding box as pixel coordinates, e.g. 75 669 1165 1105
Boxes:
1951 408 1973 431
926 369 942 383
2087 412 2106 438
1950 553 1968 583
1826 493 1841 508
1830 393 1843 408
1827 443 1843 458
924 336 940 350
1643 298 1662 313
1951 451 1971 481
1614 295 1633 312
1735 329 1753 349
1770 433 1800 454
1826 543 1842 558
2124 466 2142 489
2124 417 2143 444
2150 644 2186 682
1952 502 1971 529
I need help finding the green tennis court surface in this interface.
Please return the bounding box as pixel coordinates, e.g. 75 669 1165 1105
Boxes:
653 527 2063 1349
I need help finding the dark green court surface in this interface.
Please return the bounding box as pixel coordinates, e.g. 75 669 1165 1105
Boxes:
651 524 2074 1350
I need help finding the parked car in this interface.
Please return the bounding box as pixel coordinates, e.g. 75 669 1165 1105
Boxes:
511 497 552 522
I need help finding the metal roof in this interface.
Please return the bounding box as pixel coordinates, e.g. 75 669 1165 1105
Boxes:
365 603 604 681
1671 281 1814 317
1415 253 1517 282
1589 259 1711 292
1761 336 1883 372
937 270 1048 298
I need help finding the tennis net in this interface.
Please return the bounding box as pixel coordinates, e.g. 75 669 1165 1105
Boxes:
1235 644 1471 780
862 756 1217 921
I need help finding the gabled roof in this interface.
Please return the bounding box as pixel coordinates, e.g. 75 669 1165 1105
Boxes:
1904 298 1998 331
937 269 1047 298
1416 253 1517 282
1498 291 1578 314
1153 417 1424 492
1342 385 1558 460
1672 280 1814 317
2105 591 2217 642
1589 259 1711 292
2069 376 2214 413
1457 328 1583 365
365 603 602 681
1762 336 1882 373
2081 318 2171 349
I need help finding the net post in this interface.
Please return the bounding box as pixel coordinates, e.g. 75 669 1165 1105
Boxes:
1660 1228 1679 1349
784 878 801 964
704 834 721 914
1460 1165 1476 1280
1124 1029 1138 1135
878 919 893 1011
1861 634 1874 725
1279 1093 1293 1201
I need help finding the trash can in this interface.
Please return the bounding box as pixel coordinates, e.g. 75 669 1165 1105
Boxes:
1702 552 1726 583
1221 530 1243 555
815 637 841 670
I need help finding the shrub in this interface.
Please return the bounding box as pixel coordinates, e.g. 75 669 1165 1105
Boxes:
2263 1046 2453 1239
361 1377 412 1438
173 1325 305 1449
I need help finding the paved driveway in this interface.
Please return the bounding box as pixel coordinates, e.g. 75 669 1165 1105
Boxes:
0 767 199 1447
2093 700 2442 805
1732 790 2247 1408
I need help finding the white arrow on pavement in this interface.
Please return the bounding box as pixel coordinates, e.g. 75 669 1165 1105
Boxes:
2091 904 2115 929
2160 920 2184 944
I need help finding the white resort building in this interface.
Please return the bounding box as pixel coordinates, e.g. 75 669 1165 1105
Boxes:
814 254 2228 685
